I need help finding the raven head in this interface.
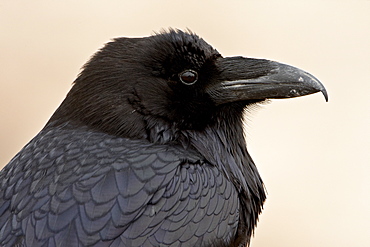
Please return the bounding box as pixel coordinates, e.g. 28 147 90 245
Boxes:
50 29 327 142
46 29 328 245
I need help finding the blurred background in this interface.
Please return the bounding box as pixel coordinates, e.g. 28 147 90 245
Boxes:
1 1 369 246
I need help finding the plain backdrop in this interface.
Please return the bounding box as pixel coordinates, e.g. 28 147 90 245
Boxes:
1 1 369 246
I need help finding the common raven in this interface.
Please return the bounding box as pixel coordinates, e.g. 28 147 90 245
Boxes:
0 29 327 246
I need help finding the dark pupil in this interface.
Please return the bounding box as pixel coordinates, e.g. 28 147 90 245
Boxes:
180 70 197 84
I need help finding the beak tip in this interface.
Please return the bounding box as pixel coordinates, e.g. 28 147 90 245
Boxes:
300 70 328 102
313 79 328 102
322 89 329 102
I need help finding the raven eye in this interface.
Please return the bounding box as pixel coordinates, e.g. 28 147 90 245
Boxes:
179 70 198 85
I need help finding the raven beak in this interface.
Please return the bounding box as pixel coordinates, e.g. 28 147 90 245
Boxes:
208 57 328 105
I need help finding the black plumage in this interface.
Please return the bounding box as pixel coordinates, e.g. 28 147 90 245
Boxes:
0 29 327 246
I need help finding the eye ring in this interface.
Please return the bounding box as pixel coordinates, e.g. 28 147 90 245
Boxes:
179 70 198 85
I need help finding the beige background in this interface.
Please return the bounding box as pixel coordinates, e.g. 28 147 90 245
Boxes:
1 1 369 246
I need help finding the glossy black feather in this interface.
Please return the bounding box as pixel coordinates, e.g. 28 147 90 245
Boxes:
0 123 243 246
